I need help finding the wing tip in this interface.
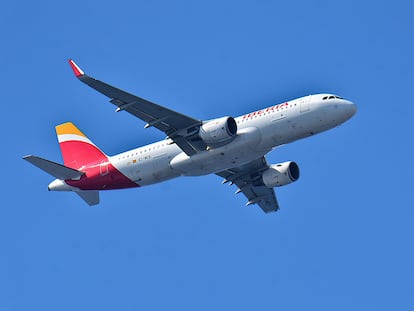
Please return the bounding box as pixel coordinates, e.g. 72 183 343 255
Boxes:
68 59 84 77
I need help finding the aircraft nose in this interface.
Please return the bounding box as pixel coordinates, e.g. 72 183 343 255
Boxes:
341 99 357 119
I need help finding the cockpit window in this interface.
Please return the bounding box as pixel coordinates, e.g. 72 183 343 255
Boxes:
322 95 343 100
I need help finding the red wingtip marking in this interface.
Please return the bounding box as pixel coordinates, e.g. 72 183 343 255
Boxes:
68 59 84 77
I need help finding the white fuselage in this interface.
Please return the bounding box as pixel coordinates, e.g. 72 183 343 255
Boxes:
108 94 356 187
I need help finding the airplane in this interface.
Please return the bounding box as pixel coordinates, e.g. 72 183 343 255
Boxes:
23 60 357 213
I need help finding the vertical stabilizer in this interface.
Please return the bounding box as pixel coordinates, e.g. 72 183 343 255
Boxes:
56 122 107 169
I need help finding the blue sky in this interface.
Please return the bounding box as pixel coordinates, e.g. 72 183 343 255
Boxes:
1 0 413 310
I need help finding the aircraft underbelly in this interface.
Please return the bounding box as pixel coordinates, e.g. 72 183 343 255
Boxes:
170 127 266 176
171 148 266 176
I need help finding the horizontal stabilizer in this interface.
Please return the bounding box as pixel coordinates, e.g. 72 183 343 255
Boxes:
76 191 100 206
23 155 84 180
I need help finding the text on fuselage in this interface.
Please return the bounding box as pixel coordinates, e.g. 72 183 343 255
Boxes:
242 102 289 119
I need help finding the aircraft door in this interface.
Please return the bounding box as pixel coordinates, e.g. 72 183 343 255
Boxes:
300 95 311 113
100 160 109 176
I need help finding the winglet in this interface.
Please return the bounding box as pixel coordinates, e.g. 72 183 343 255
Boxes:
68 59 84 77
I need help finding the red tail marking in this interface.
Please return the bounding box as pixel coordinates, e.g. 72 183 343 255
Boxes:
59 140 107 169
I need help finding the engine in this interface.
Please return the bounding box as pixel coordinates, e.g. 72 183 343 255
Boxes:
198 116 237 146
262 161 300 188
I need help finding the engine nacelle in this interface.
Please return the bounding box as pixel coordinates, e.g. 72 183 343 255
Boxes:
198 116 237 146
262 161 300 188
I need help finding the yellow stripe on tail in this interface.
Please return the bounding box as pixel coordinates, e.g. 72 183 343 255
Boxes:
56 122 87 137
55 122 107 169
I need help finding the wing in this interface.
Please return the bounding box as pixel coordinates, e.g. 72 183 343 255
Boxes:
216 157 280 213
68 60 206 155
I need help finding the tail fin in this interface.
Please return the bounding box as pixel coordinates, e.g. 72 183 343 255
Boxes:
56 122 107 169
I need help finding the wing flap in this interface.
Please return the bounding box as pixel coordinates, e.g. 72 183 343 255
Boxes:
216 157 280 213
243 185 279 213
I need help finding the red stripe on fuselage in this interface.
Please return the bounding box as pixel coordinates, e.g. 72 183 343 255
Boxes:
66 161 139 190
60 141 138 190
